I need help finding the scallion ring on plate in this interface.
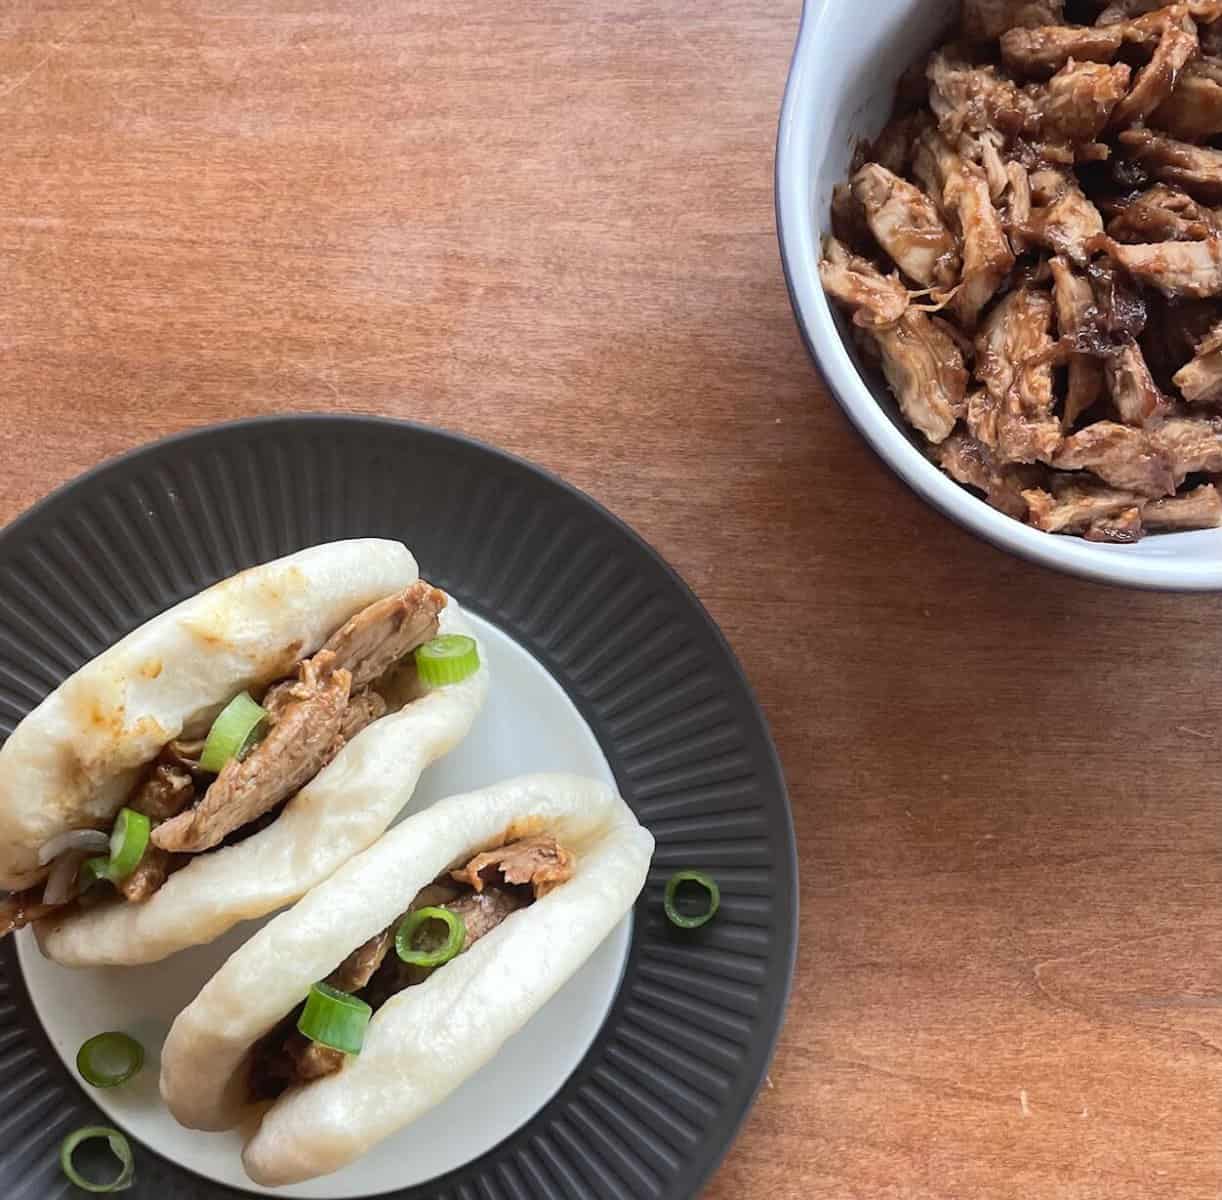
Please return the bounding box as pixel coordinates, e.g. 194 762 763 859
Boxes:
198 690 268 774
59 1126 135 1193
414 634 480 687
663 870 720 929
107 809 150 882
395 905 466 967
297 982 372 1055
76 1032 144 1089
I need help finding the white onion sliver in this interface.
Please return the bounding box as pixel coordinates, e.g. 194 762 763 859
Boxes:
42 851 88 906
37 828 109 866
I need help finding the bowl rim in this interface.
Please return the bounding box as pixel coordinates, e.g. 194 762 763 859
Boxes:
775 0 1222 592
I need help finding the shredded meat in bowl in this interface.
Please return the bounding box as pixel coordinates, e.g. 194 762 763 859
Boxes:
820 0 1222 542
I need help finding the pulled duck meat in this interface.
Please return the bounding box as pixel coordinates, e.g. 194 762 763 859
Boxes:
248 836 574 1101
18 581 448 930
820 0 1222 540
152 656 353 854
149 583 443 857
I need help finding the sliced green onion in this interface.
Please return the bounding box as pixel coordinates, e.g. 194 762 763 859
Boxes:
59 1126 134 1193
414 635 480 687
76 1032 144 1089
395 906 466 967
107 809 150 882
664 870 720 929
199 691 267 774
80 856 113 891
297 982 372 1055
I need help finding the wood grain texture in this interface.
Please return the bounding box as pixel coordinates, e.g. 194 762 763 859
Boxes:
2 2 1221 1197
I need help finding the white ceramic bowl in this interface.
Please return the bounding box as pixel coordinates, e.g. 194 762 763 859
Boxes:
776 0 1222 590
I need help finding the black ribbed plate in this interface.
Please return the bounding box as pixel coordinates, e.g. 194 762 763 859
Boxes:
0 416 796 1200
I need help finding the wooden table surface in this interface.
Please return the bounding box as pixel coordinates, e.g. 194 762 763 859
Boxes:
3 2 1221 1198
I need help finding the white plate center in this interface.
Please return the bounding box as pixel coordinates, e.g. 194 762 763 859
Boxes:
18 611 629 1197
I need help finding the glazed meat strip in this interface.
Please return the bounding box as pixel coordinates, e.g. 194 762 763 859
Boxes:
117 847 175 903
1105 343 1169 425
337 689 389 743
1110 17 1198 129
1150 414 1222 474
327 927 395 993
1025 169 1104 264
915 128 1015 327
1049 257 1105 427
1119 129 1222 203
818 237 909 327
927 49 1038 142
935 431 1045 518
926 49 1124 153
1052 421 1176 495
1144 482 1222 527
819 239 967 442
1107 185 1219 243
1001 24 1126 77
1041 60 1131 145
1084 261 1148 348
818 0 1222 540
869 313 968 445
129 762 195 821
851 163 961 289
972 133 1011 201
1082 505 1145 543
152 656 351 854
1173 320 1222 400
451 835 575 899
1004 161 1034 252
972 287 1062 463
1151 57 1222 140
1022 477 1147 536
318 581 446 690
1094 235 1222 298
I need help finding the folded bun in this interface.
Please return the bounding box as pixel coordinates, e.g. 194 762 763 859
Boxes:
160 773 653 1186
0 539 418 890
35 598 487 966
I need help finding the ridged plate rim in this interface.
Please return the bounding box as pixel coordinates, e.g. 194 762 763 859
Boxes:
0 414 797 1200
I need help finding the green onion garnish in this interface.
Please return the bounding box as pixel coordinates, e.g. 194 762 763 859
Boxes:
198 691 268 774
80 856 113 891
76 1032 144 1089
59 1126 134 1193
664 870 720 929
107 809 150 882
296 982 372 1055
395 906 466 967
414 635 480 687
